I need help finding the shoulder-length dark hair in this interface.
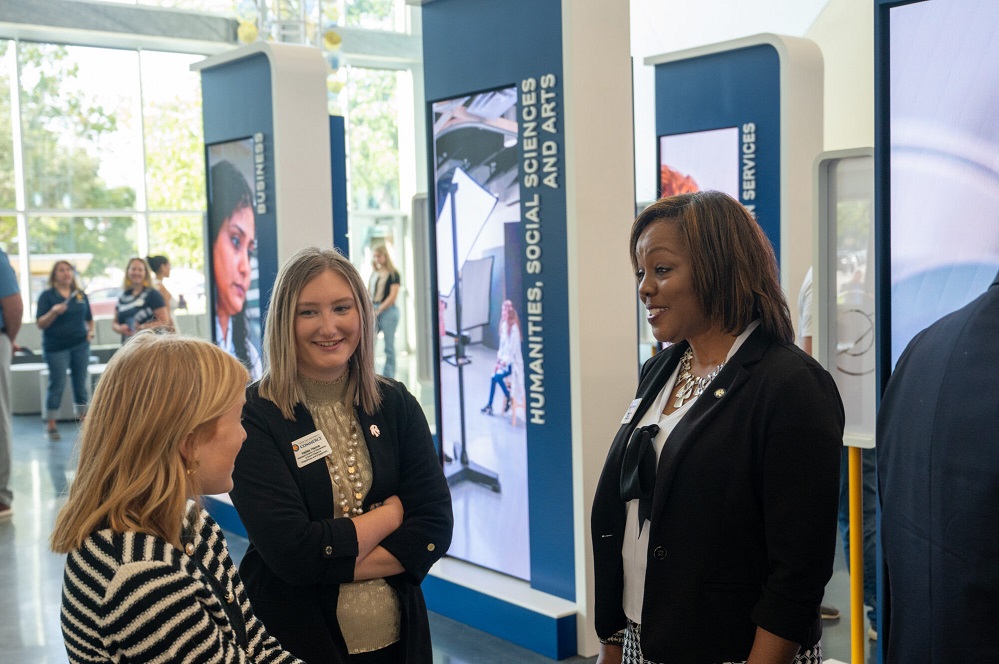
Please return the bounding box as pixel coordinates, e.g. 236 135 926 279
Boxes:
629 191 793 343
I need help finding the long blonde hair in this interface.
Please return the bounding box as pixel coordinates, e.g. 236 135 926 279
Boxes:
260 247 384 419
119 257 155 291
371 244 399 276
51 332 249 552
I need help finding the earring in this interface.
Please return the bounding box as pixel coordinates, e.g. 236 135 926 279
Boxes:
186 458 200 477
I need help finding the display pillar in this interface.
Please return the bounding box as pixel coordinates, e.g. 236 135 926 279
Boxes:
192 42 340 526
561 3 637 657
646 35 823 324
193 42 336 268
419 0 635 658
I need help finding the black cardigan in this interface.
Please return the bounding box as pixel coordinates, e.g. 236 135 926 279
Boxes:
591 327 843 663
230 378 453 663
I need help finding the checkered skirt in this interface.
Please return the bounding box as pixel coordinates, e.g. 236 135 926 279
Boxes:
622 621 822 664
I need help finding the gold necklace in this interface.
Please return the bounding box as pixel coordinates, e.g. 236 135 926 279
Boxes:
673 348 725 409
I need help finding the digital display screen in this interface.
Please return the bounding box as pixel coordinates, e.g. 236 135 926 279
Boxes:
888 0 999 366
206 137 263 381
430 86 531 580
658 127 740 199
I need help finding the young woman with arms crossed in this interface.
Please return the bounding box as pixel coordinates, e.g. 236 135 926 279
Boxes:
230 247 453 663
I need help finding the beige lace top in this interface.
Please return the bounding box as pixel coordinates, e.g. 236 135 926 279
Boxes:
299 374 401 654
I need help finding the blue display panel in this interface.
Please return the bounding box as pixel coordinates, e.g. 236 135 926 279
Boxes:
645 45 781 364
423 0 574 601
653 45 781 249
876 0 999 379
199 54 278 366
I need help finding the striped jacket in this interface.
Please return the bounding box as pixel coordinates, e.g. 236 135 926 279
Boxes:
60 506 302 663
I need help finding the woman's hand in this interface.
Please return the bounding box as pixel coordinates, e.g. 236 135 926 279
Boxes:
51 301 68 316
596 643 623 664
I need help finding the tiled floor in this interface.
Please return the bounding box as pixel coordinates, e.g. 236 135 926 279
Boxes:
0 410 872 663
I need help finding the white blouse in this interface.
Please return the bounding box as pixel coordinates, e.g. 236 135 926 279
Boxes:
622 321 760 622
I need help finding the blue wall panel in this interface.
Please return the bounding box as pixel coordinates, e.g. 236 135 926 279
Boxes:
423 0 576 603
654 44 782 256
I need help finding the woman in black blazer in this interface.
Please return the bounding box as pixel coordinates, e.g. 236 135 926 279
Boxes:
591 192 843 664
230 247 453 664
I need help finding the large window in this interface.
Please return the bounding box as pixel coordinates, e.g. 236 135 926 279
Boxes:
345 65 400 211
1 40 207 317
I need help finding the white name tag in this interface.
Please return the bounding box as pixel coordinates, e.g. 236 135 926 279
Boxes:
621 398 643 425
291 430 334 468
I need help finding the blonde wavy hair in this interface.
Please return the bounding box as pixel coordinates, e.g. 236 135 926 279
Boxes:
371 244 399 276
259 246 384 419
51 332 249 552
119 257 155 291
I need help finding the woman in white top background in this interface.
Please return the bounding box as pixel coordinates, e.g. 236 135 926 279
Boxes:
480 299 523 416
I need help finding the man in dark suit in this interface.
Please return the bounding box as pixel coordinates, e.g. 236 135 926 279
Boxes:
878 269 999 662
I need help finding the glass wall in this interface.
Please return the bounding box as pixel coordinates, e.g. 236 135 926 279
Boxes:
0 39 207 318
1 3 419 372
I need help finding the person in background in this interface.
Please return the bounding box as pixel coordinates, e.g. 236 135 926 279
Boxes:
0 247 22 520
230 247 452 663
592 192 843 664
878 269 999 662
147 254 174 327
480 299 523 416
210 159 262 381
36 260 94 441
796 267 878 638
111 257 168 343
50 333 303 663
369 245 401 379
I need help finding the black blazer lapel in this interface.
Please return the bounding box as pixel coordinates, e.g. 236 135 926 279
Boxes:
356 407 397 504
285 404 337 521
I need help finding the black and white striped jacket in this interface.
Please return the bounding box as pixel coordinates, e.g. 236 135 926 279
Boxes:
59 505 302 664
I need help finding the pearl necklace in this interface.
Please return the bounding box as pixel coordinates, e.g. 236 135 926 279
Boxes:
673 348 725 409
330 423 365 516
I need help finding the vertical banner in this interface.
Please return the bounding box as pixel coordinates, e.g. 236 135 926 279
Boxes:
424 0 574 601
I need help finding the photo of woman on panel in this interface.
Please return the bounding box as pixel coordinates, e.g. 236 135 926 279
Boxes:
208 155 263 381
591 192 844 664
229 247 452 663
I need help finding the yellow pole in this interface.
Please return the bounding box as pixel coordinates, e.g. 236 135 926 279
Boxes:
849 445 865 663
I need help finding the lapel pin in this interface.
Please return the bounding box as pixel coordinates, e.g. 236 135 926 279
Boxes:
370 424 381 437
714 389 726 399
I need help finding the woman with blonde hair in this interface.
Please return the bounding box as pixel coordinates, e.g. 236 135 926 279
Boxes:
51 332 303 664
480 299 523 415
111 257 169 342
36 260 94 440
230 247 452 663
369 244 401 378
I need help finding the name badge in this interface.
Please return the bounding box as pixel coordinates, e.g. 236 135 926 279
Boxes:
291 430 334 468
621 398 643 425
